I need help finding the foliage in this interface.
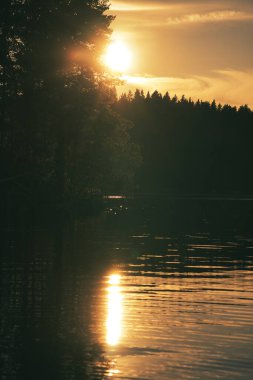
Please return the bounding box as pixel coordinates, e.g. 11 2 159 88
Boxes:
0 1 141 207
114 90 253 195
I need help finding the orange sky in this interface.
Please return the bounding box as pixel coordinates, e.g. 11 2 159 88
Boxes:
107 1 253 107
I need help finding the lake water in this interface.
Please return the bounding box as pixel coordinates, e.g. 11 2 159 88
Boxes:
1 198 253 379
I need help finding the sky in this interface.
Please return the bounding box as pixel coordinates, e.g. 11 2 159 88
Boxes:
107 0 253 107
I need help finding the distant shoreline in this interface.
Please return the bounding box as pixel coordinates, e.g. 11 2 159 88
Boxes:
104 194 253 201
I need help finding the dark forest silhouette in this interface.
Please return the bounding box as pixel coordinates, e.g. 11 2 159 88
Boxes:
1 1 253 222
114 90 253 196
0 0 140 219
1 3 253 380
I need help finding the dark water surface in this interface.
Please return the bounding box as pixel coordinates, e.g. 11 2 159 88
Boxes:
1 199 253 379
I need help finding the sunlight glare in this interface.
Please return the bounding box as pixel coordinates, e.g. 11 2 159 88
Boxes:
108 273 121 285
106 274 123 346
103 41 132 73
107 368 120 377
121 75 148 85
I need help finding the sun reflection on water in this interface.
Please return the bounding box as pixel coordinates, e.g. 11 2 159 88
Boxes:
107 367 120 377
106 274 123 346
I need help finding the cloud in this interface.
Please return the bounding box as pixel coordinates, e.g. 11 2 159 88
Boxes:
204 70 253 107
117 70 253 108
110 1 170 12
110 0 253 108
109 2 253 29
167 10 253 25
110 1 253 13
109 1 220 13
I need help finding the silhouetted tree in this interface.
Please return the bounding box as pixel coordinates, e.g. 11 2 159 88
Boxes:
0 1 141 210
114 89 253 195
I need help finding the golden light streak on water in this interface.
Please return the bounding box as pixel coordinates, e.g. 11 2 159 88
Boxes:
106 274 123 346
108 274 121 285
107 368 120 377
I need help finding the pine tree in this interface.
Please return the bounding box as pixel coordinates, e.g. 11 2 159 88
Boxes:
0 1 141 206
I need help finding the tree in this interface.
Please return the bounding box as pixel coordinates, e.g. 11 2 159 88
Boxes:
0 1 141 206
114 89 253 195
0 0 113 92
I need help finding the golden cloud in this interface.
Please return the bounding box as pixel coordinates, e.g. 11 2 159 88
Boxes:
110 1 173 12
167 10 253 25
117 70 253 108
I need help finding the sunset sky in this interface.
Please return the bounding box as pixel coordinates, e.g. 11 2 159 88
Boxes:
107 0 253 107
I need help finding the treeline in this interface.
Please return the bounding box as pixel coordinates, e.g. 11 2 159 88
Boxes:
114 90 253 195
1 1 252 219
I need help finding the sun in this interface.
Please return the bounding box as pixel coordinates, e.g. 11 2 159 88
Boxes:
103 41 132 73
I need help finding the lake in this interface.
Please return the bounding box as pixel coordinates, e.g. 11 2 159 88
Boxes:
1 198 253 379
